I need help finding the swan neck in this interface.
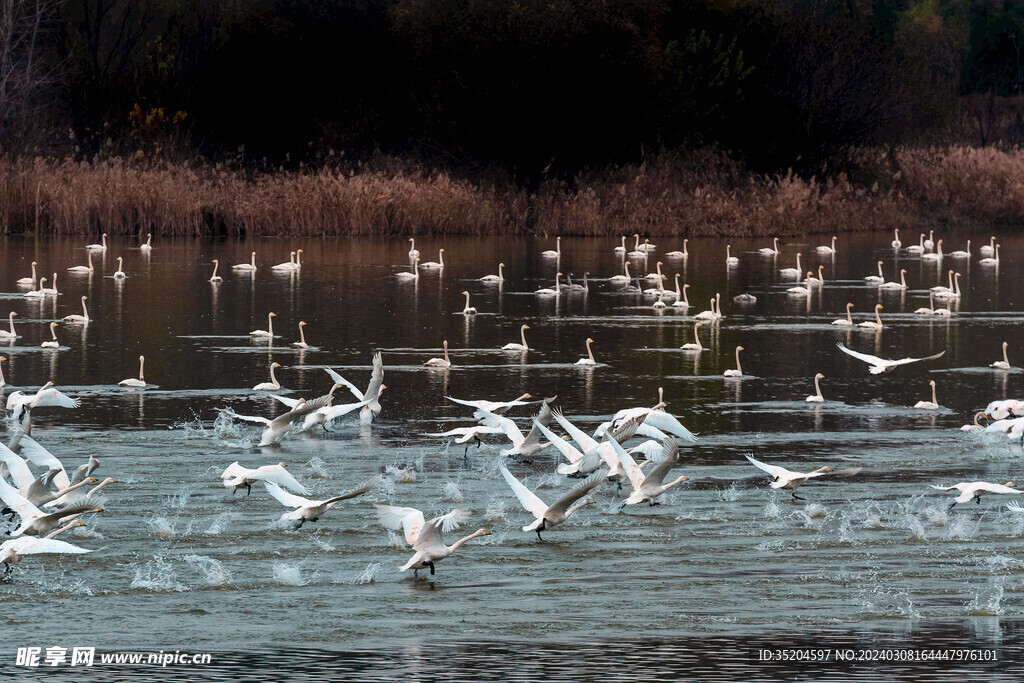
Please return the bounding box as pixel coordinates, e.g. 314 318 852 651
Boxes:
138 356 145 380
814 375 822 397
586 339 594 362
300 325 306 344
449 529 486 552
735 347 742 373
521 327 528 347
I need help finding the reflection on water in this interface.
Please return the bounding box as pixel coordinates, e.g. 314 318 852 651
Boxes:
1 231 1024 675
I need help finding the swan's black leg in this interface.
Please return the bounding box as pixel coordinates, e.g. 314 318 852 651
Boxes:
246 483 252 496
428 562 435 576
949 501 957 510
791 492 805 501
476 436 482 449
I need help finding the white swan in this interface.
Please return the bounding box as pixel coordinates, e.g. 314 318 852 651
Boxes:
642 260 664 283
807 264 826 286
665 239 688 258
726 244 738 266
0 311 19 338
45 477 116 510
41 273 59 295
1 522 92 577
950 240 970 258
140 233 153 251
408 237 420 260
637 234 657 252
396 258 419 280
460 291 477 315
806 373 825 403
836 342 945 374
779 252 802 277
694 295 720 320
923 230 935 251
41 322 60 348
541 237 561 258
271 251 296 271
891 229 901 248
931 269 955 292
786 272 813 296
0 476 100 537
921 239 943 261
653 291 667 309
0 356 5 387
724 345 744 377
85 233 107 252
961 412 987 432
914 292 939 315
275 392 376 432
16 261 37 285
816 235 837 254
479 263 504 282
745 454 831 500
502 325 530 351
264 476 381 528
112 257 126 279
758 237 780 255
614 236 627 254
67 251 94 274
611 435 688 506
857 304 884 329
221 462 307 496
420 248 445 269
979 236 996 257
445 393 534 415
322 351 385 424
233 251 257 271
931 481 1018 509
933 272 961 300
907 233 925 254
535 272 562 295
24 277 45 298
498 465 600 539
250 312 277 338
118 356 147 387
913 380 939 409
291 321 309 348
253 362 282 391
991 341 1011 370
473 400 555 457
864 260 884 283
680 322 704 351
831 302 854 326
575 337 597 366
209 259 223 282
424 340 451 368
6 382 79 419
375 505 489 577
609 261 632 284
879 268 907 290
62 296 90 324
672 277 689 308
979 244 1000 266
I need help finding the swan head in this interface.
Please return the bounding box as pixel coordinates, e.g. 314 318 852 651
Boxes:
523 324 530 330
586 337 595 344
929 380 935 387
271 362 281 368
31 261 37 266
876 304 883 311
815 373 824 379
299 321 306 327
278 462 288 468
408 237 414 242
212 259 218 264
1005 482 1017 488
440 248 446 253
737 345 744 351
461 290 469 295
270 312 277 317
499 262 505 267
83 296 88 300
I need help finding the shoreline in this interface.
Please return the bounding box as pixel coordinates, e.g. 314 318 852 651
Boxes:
1 146 1022 238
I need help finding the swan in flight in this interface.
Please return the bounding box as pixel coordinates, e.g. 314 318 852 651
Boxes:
220 462 307 496
806 373 825 403
118 356 147 387
857 304 884 329
396 258 419 280
250 312 277 338
480 263 504 283
323 351 385 423
961 412 987 432
291 321 309 348
864 260 884 284
16 261 37 285
446 393 534 415
891 229 901 248
541 237 561 258
879 268 907 290
931 481 1018 509
1 521 92 578
979 236 996 257
575 337 597 366
913 380 939 409
991 342 1011 370
408 237 420 260
427 425 505 455
933 272 961 301
113 257 126 279
253 362 282 391
921 239 943 261
474 399 555 457
140 233 153 251
270 392 375 432
460 291 477 315
723 345 744 378
950 240 970 258
907 233 925 254
610 262 631 284
86 233 107 252
217 389 339 446
6 382 80 420
375 505 489 577
611 435 688 506
498 465 601 539
264 475 381 528
0 311 18 338
62 296 90 324
745 454 831 500
420 249 445 269
979 244 1000 266
535 272 562 295
41 322 60 348
530 418 602 477
67 251 94 274
985 399 1024 420
45 477 115 511
209 259 222 282
726 244 738 266
680 322 704 352
816 236 837 254
665 239 688 258
502 325 530 351
832 302 854 326
0 477 101 536
836 342 945 374
424 341 451 368
233 251 257 271
779 252 802 278
758 237 780 256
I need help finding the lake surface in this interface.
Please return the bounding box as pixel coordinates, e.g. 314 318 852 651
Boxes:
1 231 1024 679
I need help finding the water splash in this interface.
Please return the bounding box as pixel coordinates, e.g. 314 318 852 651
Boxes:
147 516 177 539
858 585 920 619
442 480 464 503
307 455 329 479
272 561 306 586
716 482 741 502
130 555 184 592
967 580 1005 616
204 512 234 536
184 554 231 587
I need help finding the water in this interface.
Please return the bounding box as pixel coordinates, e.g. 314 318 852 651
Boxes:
1 231 1024 678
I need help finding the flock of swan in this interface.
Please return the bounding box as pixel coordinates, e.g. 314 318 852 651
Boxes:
0 228 1022 580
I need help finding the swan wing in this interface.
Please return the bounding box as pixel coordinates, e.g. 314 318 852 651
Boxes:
610 413 648 443
0 476 41 519
892 350 946 366
628 440 666 462
498 464 548 518
263 481 312 509
322 398 374 422
1006 502 1024 513
323 367 364 400
929 484 958 492
255 466 308 495
642 438 681 487
32 387 80 409
323 475 383 504
376 505 425 546
636 411 698 442
606 435 644 490
531 420 583 463
547 471 604 516
221 410 272 426
977 483 1021 495
520 400 555 448
3 537 92 556
269 395 303 409
835 342 885 367
0 444 35 491
415 508 472 551
364 352 385 400
16 437 70 490
475 410 525 447
745 454 789 479
221 462 249 481
447 396 488 410
551 408 598 453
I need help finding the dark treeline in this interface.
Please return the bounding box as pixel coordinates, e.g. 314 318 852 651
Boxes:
1 0 1023 181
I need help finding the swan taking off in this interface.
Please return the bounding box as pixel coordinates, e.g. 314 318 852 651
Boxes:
118 356 147 387
836 342 945 375
474 398 556 458
446 393 534 415
931 481 1018 509
575 337 597 366
264 475 381 528
0 476 101 536
323 351 385 424
745 454 831 500
502 325 530 351
806 373 825 403
251 312 277 338
610 435 688 506
233 252 257 271
913 380 939 410
991 342 1011 370
424 341 451 368
217 389 340 446
253 362 282 391
724 345 744 377
375 505 489 576
6 382 80 420
498 465 601 539
1 521 92 578
221 462 307 496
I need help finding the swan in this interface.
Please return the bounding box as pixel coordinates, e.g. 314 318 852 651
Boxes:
479 263 504 282
498 465 600 539
935 297 952 317
408 237 420 260
921 239 943 261
786 272 813 296
209 259 222 282
264 476 381 528
933 272 961 300
614 236 627 254
991 341 1011 370
250 312 277 338
907 233 926 254
0 311 19 338
544 411 649 480
118 356 147 387
923 230 935 251
502 325 530 351
638 235 657 252
45 478 116 510
723 345 744 377
610 435 688 506
601 398 697 443
41 322 60 348
566 273 588 291
694 295 720 320
460 291 477 315
220 462 307 496
233 251 257 271
575 337 597 366
291 249 303 269
290 322 309 348
112 257 126 279
779 252 802 278
0 356 5 387
832 302 854 326
375 505 489 577
85 233 107 252
420 248 445 269
0 476 101 537
62 296 90 324
446 393 534 415
979 244 1000 266
396 258 419 280
6 382 79 419
864 260 884 284
807 265 826 286
984 399 1024 420
980 236 996 257
424 340 451 368
427 425 505 455
253 362 282 391
913 380 939 409
857 304 884 329
41 273 59 295
914 292 939 315
16 261 37 285
67 251 94 274
473 399 555 457
271 251 296 271
541 237 561 258
672 277 689 308
679 323 705 352
653 291 667 309
24 278 45 298
1 522 92 577
891 229 901 248
815 236 837 254
665 239 688 258
931 269 955 292
879 269 907 290
961 412 987 432
322 351 385 424
758 237 780 255
140 233 153 251
806 373 825 403
642 260 664 283
950 240 970 258
726 244 738 266
272 391 376 432
609 261 632 284
745 454 831 500
836 341 945 374
931 481 1018 509
218 392 343 445
535 272 562 295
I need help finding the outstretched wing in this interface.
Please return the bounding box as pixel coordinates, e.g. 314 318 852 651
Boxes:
498 464 548 518
263 481 312 509
606 435 644 490
547 471 604 516
364 352 384 400
892 350 946 366
16 437 70 490
376 505 424 546
531 420 583 464
415 508 472 550
0 443 35 491
33 387 80 409
929 484 958 492
324 475 383 504
255 466 309 495
745 454 788 479
978 482 1020 495
0 476 41 519
475 410 525 446
269 395 303 409
318 398 372 422
835 342 884 367
643 438 681 487
5 537 92 556
638 411 698 442
324 367 364 400
551 408 598 453
219 409 272 426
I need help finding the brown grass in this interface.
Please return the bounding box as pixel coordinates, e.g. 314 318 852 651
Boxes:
1 146 1023 237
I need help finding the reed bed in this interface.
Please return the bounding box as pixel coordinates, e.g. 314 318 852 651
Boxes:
1 146 1022 237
